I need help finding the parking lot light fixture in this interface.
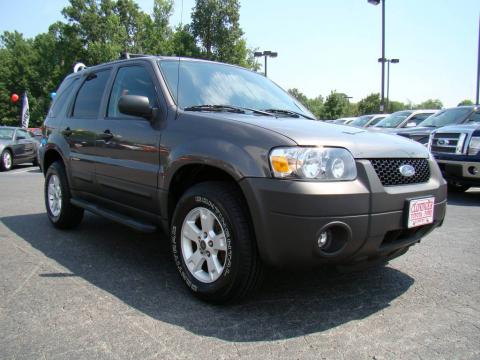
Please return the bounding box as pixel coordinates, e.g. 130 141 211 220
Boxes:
369 0 386 113
254 50 278 77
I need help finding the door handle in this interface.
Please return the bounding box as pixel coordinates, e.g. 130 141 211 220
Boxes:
63 127 72 137
100 129 114 141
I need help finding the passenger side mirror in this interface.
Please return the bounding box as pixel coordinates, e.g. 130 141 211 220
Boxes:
406 122 416 128
118 95 153 120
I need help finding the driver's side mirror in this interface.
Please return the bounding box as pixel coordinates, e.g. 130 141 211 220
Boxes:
118 95 153 120
406 122 416 128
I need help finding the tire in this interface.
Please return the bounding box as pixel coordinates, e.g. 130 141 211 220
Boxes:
447 182 470 193
0 149 13 171
32 157 39 167
171 181 263 304
45 161 84 229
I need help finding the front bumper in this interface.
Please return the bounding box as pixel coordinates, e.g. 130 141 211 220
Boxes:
435 158 480 187
239 159 447 268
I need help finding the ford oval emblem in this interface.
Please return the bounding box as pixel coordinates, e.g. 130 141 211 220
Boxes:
399 164 416 177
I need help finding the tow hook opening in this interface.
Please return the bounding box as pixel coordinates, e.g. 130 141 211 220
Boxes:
316 222 351 255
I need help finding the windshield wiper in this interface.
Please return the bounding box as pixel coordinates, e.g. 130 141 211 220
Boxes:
261 108 315 120
184 104 274 116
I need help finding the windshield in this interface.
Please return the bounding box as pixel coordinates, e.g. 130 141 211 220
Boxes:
418 108 471 127
158 60 314 118
350 115 373 127
0 128 14 140
374 111 412 128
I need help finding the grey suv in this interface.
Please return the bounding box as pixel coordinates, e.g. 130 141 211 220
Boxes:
40 55 447 303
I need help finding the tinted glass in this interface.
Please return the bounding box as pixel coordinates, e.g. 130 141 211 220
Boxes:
49 77 79 118
419 108 471 127
374 111 412 128
108 66 157 118
73 70 110 118
406 113 433 126
159 60 313 118
16 129 29 139
350 115 373 127
369 116 385 126
467 110 480 123
0 129 14 140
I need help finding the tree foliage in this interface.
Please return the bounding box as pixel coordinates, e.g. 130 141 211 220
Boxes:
0 0 256 126
458 99 473 106
414 98 443 110
357 93 380 115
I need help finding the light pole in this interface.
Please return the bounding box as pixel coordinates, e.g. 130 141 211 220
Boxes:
380 58 399 112
476 14 480 105
368 0 386 113
254 50 278 77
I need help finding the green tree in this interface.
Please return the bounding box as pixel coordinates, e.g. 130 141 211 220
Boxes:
190 0 253 68
357 93 380 115
415 99 443 110
458 99 473 106
320 91 349 120
387 100 406 113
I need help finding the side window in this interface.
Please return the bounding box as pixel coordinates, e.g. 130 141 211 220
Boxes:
72 70 110 118
108 66 158 118
16 129 28 139
49 77 79 118
467 111 480 123
409 113 431 125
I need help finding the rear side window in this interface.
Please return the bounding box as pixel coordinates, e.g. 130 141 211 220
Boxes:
49 77 78 118
408 113 432 125
73 70 110 118
107 66 158 118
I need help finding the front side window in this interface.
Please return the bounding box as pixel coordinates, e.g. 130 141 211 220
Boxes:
350 115 373 127
159 60 313 118
0 129 14 140
406 113 433 126
16 129 29 139
375 111 412 128
108 65 158 118
72 70 111 118
467 110 480 123
419 108 471 127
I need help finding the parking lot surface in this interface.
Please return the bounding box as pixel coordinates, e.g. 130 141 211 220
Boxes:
0 166 479 359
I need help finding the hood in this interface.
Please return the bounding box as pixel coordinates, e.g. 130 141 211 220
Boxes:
434 123 480 133
209 113 430 159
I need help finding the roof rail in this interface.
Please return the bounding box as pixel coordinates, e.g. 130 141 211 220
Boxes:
119 52 151 60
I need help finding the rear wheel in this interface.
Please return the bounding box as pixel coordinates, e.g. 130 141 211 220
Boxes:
45 161 84 229
0 150 12 171
171 182 263 304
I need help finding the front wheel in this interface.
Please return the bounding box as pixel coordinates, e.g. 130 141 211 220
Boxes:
45 161 84 229
171 182 263 304
0 150 13 171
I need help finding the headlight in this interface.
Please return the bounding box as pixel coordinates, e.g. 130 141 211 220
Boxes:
269 147 357 181
468 136 480 155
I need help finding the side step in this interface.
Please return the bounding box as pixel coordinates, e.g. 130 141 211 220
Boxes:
70 198 157 233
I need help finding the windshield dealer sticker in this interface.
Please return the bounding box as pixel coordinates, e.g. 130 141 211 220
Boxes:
408 197 435 228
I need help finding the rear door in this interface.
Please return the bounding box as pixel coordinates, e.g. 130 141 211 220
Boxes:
93 62 163 214
65 69 111 194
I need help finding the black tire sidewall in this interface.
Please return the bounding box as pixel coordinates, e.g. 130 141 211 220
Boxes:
171 188 242 299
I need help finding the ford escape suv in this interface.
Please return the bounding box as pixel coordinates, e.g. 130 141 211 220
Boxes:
40 55 447 303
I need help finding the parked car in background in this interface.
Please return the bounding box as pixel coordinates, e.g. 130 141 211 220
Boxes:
332 117 357 125
396 106 480 145
349 114 388 128
428 118 480 192
371 110 437 132
0 126 39 171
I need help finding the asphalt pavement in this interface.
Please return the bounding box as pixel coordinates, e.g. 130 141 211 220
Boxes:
0 165 479 359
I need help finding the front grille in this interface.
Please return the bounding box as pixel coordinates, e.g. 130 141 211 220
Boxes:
370 158 430 186
431 132 466 154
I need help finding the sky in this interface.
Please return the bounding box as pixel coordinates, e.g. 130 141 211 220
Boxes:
0 0 479 107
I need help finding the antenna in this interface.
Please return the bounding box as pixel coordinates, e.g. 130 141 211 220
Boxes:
73 63 87 73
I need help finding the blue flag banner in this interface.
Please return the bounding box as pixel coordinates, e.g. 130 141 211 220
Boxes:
21 92 30 129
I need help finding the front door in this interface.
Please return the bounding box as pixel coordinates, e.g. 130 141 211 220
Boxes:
12 128 35 162
93 63 163 214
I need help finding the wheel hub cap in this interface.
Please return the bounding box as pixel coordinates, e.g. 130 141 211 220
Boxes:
47 174 62 217
3 152 11 169
181 207 227 283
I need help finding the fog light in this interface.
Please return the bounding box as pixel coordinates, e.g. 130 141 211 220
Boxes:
468 166 478 175
318 231 329 248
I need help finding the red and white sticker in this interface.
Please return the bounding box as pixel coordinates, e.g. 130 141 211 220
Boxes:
407 197 435 228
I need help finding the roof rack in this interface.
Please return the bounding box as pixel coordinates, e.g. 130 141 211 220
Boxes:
119 52 151 60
